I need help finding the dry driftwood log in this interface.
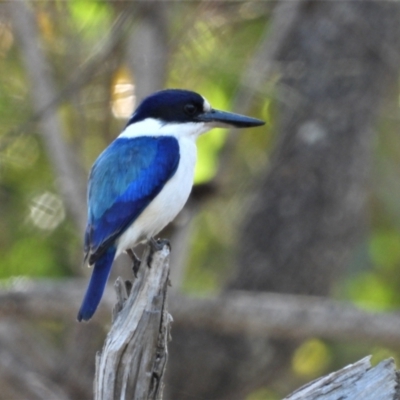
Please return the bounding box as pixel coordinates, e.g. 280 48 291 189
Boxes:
284 356 400 400
94 244 172 400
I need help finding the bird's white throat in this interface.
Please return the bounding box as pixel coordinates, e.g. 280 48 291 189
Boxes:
119 118 211 140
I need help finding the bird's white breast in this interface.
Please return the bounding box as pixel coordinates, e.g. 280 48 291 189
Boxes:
115 136 197 257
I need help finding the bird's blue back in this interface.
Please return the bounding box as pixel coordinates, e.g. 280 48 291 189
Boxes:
84 136 180 264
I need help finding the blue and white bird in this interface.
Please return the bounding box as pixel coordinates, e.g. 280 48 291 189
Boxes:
77 89 264 321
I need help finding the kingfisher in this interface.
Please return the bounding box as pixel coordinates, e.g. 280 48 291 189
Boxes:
77 89 264 321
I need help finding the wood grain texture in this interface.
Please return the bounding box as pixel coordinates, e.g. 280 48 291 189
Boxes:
94 244 171 400
284 357 399 400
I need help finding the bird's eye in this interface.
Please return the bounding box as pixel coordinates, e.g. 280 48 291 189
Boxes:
184 103 197 116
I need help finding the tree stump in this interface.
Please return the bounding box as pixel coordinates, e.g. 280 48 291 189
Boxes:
94 244 172 400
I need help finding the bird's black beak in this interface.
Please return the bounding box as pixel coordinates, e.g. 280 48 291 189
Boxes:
197 109 265 128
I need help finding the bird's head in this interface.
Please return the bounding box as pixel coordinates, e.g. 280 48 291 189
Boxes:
119 89 264 139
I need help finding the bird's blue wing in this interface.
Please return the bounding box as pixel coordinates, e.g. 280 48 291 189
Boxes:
84 136 180 263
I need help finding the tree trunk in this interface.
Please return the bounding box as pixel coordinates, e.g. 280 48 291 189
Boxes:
165 2 400 399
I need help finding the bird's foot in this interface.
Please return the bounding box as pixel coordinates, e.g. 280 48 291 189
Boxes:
147 237 171 267
126 248 141 277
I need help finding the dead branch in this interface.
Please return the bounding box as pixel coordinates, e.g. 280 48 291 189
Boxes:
284 356 399 400
169 291 400 347
2 281 400 349
94 244 171 400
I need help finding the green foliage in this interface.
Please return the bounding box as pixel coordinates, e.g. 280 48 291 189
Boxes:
340 228 400 311
0 3 269 285
370 229 400 271
183 205 234 294
371 346 399 366
247 388 279 400
68 1 113 41
2 3 400 397
346 272 394 310
292 339 332 378
3 236 60 278
195 128 227 184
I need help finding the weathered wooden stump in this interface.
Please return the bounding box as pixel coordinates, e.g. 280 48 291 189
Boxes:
94 244 172 400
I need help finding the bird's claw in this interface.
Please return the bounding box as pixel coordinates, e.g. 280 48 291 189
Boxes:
126 248 141 277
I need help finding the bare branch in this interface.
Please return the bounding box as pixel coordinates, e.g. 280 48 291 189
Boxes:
7 0 87 233
95 244 171 400
126 3 168 102
170 292 400 347
284 357 399 400
3 280 400 348
1 4 133 149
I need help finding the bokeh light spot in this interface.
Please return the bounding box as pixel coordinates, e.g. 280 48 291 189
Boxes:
29 192 66 231
3 135 40 169
111 67 136 119
292 339 331 378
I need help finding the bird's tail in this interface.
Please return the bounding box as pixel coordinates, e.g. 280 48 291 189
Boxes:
77 246 116 322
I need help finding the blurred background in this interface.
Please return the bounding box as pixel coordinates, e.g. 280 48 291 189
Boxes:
1 1 400 399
